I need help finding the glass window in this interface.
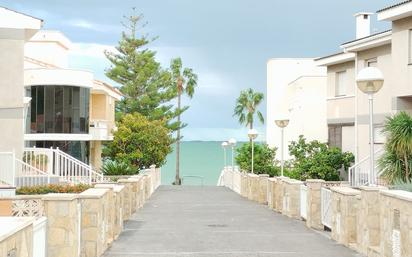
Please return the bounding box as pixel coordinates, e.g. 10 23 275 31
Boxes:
45 87 55 133
409 30 412 64
28 140 90 163
335 71 347 97
54 86 63 133
328 125 342 149
366 58 377 67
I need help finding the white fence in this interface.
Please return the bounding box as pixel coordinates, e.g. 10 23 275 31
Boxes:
33 217 47 257
300 184 307 220
321 187 332 229
349 148 384 187
218 167 241 194
0 152 15 186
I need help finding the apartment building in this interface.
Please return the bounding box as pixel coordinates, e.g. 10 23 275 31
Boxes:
23 30 121 170
266 59 327 159
316 2 412 165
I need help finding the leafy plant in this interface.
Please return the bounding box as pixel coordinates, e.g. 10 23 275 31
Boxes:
235 143 279 177
103 113 173 170
288 135 354 181
16 184 91 195
391 178 412 192
379 112 412 184
101 160 137 176
233 88 264 134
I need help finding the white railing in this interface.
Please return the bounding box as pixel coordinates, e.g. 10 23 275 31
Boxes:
321 187 332 229
15 159 51 187
89 120 114 140
217 166 242 193
0 152 15 186
349 148 384 187
24 147 103 185
33 217 47 257
300 184 307 220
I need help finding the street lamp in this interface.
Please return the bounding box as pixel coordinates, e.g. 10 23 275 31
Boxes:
356 67 384 185
228 138 237 171
221 141 228 169
275 119 289 177
248 129 258 173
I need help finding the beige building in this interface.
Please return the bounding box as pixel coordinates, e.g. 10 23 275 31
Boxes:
316 3 412 173
266 59 327 159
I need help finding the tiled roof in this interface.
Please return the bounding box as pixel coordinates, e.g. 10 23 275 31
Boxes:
377 0 411 13
341 30 392 46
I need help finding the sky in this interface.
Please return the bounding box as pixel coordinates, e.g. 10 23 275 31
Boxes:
2 0 396 141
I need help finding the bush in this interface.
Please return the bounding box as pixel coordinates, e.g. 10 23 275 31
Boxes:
288 135 354 181
103 113 173 170
16 184 91 195
235 143 279 176
101 160 137 176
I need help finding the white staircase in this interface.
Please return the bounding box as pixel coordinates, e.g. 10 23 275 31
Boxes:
348 148 384 187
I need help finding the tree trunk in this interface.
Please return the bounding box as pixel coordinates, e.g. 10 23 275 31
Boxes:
249 122 253 144
405 154 410 183
175 90 182 185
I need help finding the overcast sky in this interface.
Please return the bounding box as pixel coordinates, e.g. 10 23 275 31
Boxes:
2 0 395 141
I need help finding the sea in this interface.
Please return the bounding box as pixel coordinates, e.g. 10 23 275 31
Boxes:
161 141 240 185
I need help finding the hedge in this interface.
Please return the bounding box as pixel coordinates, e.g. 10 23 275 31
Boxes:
16 184 92 195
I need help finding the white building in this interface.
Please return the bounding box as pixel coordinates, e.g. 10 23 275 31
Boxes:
266 59 327 159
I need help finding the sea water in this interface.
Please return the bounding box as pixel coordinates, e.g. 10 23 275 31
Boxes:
161 141 240 185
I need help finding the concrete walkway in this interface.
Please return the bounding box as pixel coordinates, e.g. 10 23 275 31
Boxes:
103 186 361 257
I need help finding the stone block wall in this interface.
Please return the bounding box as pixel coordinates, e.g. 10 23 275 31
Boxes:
257 174 269 204
305 179 324 230
0 217 33 257
330 186 360 248
273 177 284 213
267 178 276 209
282 179 303 219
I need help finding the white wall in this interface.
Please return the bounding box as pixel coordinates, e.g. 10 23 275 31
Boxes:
266 59 327 159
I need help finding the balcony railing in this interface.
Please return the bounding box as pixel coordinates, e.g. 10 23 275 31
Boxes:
89 120 115 141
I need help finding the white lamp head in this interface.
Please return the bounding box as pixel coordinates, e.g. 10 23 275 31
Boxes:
221 141 228 147
275 119 289 128
228 138 237 145
247 129 258 140
356 67 384 94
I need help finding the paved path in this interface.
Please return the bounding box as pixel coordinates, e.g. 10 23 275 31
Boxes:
103 186 361 257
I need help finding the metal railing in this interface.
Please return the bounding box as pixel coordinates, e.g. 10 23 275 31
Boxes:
300 184 307 220
181 175 204 186
321 187 332 229
24 147 103 185
349 148 384 187
15 159 51 187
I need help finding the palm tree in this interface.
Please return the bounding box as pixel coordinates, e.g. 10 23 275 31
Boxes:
379 111 412 183
233 88 265 140
170 58 198 185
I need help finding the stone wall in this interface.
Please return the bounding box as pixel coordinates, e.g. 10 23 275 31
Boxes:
282 178 303 219
0 217 34 257
0 165 162 257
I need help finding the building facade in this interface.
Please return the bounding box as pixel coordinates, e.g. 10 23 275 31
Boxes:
22 30 121 169
266 59 327 159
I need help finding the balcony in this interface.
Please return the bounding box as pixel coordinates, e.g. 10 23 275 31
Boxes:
327 95 355 123
89 120 115 141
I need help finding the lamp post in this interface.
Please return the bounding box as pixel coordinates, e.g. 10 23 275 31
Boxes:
221 141 228 169
356 67 384 185
275 119 289 177
228 138 237 171
248 129 258 174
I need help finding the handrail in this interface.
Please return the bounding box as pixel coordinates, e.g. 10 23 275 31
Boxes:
349 148 385 187
181 175 204 186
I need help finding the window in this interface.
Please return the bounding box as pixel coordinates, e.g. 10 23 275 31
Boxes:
328 125 342 149
366 58 377 67
335 71 346 97
409 29 412 64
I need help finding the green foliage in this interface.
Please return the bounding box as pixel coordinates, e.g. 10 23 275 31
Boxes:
16 184 91 195
379 111 412 183
288 135 354 181
103 113 173 170
104 13 180 130
235 143 279 176
101 160 137 176
391 178 412 192
233 88 264 129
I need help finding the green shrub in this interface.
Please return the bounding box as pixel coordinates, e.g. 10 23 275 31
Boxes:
235 143 279 176
288 135 354 181
391 178 412 192
101 160 137 176
16 184 91 195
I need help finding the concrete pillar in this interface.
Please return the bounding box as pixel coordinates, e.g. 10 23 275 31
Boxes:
117 180 133 220
356 186 385 256
267 178 276 209
240 173 248 198
305 179 325 230
42 194 80 257
282 179 303 219
273 177 284 213
330 186 361 249
258 174 269 204
247 174 259 201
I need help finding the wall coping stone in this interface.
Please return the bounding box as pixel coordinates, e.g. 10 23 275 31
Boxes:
79 188 109 199
268 178 277 182
0 217 35 242
95 184 125 193
258 174 269 177
42 193 78 201
283 179 304 185
306 179 325 183
247 174 259 178
118 179 137 183
380 189 412 202
358 185 388 191
330 186 360 196
0 195 43 200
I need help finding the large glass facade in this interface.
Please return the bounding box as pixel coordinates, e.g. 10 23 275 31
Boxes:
28 141 90 163
27 86 90 134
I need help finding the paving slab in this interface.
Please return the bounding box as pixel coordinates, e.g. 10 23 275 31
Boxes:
103 186 362 257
